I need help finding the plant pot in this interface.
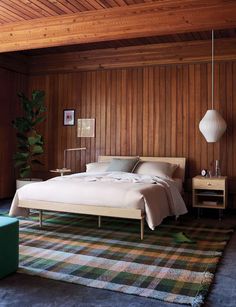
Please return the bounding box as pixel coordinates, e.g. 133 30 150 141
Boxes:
16 178 43 190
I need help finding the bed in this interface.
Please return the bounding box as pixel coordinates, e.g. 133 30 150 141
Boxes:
9 156 187 239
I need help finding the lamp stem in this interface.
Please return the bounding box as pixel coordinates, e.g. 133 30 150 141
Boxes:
211 29 214 110
63 147 86 169
63 149 66 168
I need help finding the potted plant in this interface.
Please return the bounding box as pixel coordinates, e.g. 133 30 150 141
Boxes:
13 90 46 189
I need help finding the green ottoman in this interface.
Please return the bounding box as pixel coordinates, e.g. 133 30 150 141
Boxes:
0 216 19 279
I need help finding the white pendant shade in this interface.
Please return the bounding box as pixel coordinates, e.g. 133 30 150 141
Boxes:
199 30 227 143
199 110 227 143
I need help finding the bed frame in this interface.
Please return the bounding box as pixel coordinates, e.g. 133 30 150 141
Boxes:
18 156 186 240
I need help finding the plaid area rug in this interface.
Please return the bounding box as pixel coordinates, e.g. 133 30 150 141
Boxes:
17 212 233 306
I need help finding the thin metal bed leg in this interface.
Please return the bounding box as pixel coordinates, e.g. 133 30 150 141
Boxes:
39 210 43 227
141 217 144 240
175 215 180 224
98 216 101 228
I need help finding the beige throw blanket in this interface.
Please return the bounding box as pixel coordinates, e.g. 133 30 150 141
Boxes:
10 172 187 230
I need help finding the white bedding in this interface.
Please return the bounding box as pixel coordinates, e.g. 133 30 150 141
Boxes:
172 178 183 193
9 172 187 230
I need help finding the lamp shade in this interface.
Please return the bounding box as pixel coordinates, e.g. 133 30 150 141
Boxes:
199 110 227 143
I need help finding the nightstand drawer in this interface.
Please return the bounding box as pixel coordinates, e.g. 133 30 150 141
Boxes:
193 178 225 190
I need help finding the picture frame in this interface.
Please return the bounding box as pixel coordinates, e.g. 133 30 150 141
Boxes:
63 109 75 126
77 118 95 137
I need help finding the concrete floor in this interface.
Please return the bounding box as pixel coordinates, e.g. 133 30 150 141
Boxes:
1 200 236 307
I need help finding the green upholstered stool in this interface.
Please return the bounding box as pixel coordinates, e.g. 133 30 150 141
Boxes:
0 216 19 279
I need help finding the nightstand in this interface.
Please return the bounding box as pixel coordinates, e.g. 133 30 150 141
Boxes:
192 176 227 220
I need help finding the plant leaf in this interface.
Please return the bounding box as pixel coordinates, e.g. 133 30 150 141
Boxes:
14 90 46 175
13 118 32 133
13 152 29 160
28 135 39 145
14 160 27 168
32 145 43 154
32 116 46 126
20 166 31 178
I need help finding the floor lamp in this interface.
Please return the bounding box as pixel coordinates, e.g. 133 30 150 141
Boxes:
63 147 86 169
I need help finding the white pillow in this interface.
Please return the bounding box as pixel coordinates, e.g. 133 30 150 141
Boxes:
86 162 110 173
133 161 178 178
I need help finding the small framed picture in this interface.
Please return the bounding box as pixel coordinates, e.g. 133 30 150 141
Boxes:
63 109 75 126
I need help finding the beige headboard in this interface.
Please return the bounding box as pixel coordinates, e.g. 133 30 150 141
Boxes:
98 156 186 182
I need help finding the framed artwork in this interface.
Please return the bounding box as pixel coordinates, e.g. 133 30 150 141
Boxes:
63 109 75 126
77 119 95 137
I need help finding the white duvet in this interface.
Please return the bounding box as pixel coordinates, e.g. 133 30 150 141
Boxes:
9 172 187 230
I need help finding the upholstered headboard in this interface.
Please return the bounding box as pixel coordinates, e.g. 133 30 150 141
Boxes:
98 156 186 182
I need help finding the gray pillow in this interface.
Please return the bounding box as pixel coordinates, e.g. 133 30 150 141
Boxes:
107 158 139 173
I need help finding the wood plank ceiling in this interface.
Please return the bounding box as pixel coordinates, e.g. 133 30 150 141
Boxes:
0 0 236 53
0 0 154 24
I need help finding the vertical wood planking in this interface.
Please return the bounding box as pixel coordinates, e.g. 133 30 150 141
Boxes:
90 71 96 164
226 62 233 177
148 67 154 157
121 69 127 156
200 64 208 170
137 68 143 156
233 62 236 183
80 72 87 169
130 69 138 155
105 70 111 156
26 61 234 197
176 65 183 157
159 66 166 157
188 64 195 177
165 66 171 157
115 70 121 156
110 70 116 156
195 64 201 173
219 62 227 175
0 67 28 197
126 69 132 156
142 67 149 156
170 66 177 158
85 71 92 166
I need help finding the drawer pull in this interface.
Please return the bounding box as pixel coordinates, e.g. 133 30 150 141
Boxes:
207 183 212 186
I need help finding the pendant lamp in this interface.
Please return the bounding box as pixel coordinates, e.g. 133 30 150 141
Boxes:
199 30 227 143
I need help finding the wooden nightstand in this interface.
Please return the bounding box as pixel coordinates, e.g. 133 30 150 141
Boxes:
192 176 227 220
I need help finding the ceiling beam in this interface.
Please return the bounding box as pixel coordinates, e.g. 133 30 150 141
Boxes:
29 38 236 74
0 53 28 74
0 0 236 53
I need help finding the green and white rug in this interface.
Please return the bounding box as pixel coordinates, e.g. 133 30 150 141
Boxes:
17 212 233 306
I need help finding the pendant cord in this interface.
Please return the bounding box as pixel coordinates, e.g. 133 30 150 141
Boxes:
212 29 214 110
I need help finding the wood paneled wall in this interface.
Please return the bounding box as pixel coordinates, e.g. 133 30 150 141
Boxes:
0 65 28 198
29 61 236 202
1 42 235 205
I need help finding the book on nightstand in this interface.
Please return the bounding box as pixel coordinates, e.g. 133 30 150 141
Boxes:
202 200 218 206
199 191 219 196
